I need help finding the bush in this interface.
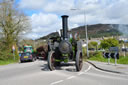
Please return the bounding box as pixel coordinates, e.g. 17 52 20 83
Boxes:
88 51 107 62
89 51 102 58
89 41 98 50
0 50 13 61
0 42 19 62
100 38 119 49
82 47 87 60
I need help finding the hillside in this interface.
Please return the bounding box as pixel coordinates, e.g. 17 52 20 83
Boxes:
71 24 122 38
38 24 122 40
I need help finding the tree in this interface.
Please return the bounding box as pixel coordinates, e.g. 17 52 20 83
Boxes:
0 0 30 47
0 0 30 61
89 41 98 50
100 38 119 49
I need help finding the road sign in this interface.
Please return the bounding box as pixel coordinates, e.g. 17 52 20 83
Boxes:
110 53 119 59
103 52 119 65
12 45 15 60
12 45 15 51
103 52 110 58
103 47 119 65
103 52 119 59
109 47 119 52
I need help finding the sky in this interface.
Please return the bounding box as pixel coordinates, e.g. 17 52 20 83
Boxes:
16 0 128 39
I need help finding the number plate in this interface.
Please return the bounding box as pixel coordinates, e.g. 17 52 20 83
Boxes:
24 56 28 58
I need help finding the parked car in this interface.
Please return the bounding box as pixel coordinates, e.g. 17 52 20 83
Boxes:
20 52 36 63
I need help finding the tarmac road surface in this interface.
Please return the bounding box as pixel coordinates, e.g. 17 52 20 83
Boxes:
0 60 128 85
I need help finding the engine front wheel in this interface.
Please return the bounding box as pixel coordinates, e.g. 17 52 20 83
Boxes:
48 51 56 71
75 51 83 72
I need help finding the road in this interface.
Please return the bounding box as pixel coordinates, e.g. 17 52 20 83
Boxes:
0 60 128 85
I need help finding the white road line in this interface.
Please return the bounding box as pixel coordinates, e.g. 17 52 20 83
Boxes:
86 62 128 77
77 62 91 75
50 62 92 85
85 65 91 72
67 76 76 79
50 80 64 85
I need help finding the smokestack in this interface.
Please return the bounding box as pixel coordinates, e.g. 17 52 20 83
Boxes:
61 15 69 40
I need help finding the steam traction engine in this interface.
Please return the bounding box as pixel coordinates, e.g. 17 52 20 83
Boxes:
47 15 83 71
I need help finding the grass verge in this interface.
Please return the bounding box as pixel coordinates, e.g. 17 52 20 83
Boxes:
88 51 128 64
0 60 18 65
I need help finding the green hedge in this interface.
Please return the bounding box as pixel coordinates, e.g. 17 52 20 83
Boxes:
0 43 19 65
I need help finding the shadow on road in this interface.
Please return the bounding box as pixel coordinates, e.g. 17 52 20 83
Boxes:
65 68 76 72
19 61 33 64
40 64 49 71
40 62 76 72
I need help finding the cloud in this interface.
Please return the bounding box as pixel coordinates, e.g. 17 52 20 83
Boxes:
43 0 75 13
27 13 61 39
69 14 84 24
18 0 128 39
31 13 60 27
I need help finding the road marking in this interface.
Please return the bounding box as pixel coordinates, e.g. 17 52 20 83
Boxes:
50 80 64 85
77 62 91 75
85 65 91 72
67 76 76 79
86 62 128 77
50 62 91 85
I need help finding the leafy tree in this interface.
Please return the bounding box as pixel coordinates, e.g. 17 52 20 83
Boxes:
0 0 30 47
0 0 30 61
89 41 98 50
100 38 119 49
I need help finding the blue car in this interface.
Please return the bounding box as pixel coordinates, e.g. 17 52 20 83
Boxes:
20 52 36 63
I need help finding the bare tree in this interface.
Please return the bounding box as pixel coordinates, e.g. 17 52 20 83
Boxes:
0 0 30 47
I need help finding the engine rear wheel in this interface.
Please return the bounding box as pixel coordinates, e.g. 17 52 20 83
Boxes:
76 51 83 72
48 51 55 71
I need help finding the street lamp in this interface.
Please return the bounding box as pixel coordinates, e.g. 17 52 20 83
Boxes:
70 8 89 57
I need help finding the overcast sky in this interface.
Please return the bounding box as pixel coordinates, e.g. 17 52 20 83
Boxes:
16 0 128 39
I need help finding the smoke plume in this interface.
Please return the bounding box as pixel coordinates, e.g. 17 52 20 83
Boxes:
118 25 128 37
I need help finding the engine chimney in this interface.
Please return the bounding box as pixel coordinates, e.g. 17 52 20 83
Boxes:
61 15 69 40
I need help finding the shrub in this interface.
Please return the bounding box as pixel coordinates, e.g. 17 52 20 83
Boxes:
0 42 19 62
100 38 119 49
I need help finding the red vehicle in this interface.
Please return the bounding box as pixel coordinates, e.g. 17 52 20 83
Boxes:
36 45 48 60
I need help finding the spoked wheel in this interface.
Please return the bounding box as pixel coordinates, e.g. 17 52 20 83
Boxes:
48 51 56 71
76 51 83 72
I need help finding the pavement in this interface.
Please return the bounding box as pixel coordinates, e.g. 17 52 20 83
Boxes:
88 60 128 75
0 60 128 85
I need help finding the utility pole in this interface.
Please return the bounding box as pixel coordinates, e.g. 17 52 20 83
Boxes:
70 8 89 57
84 10 89 57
